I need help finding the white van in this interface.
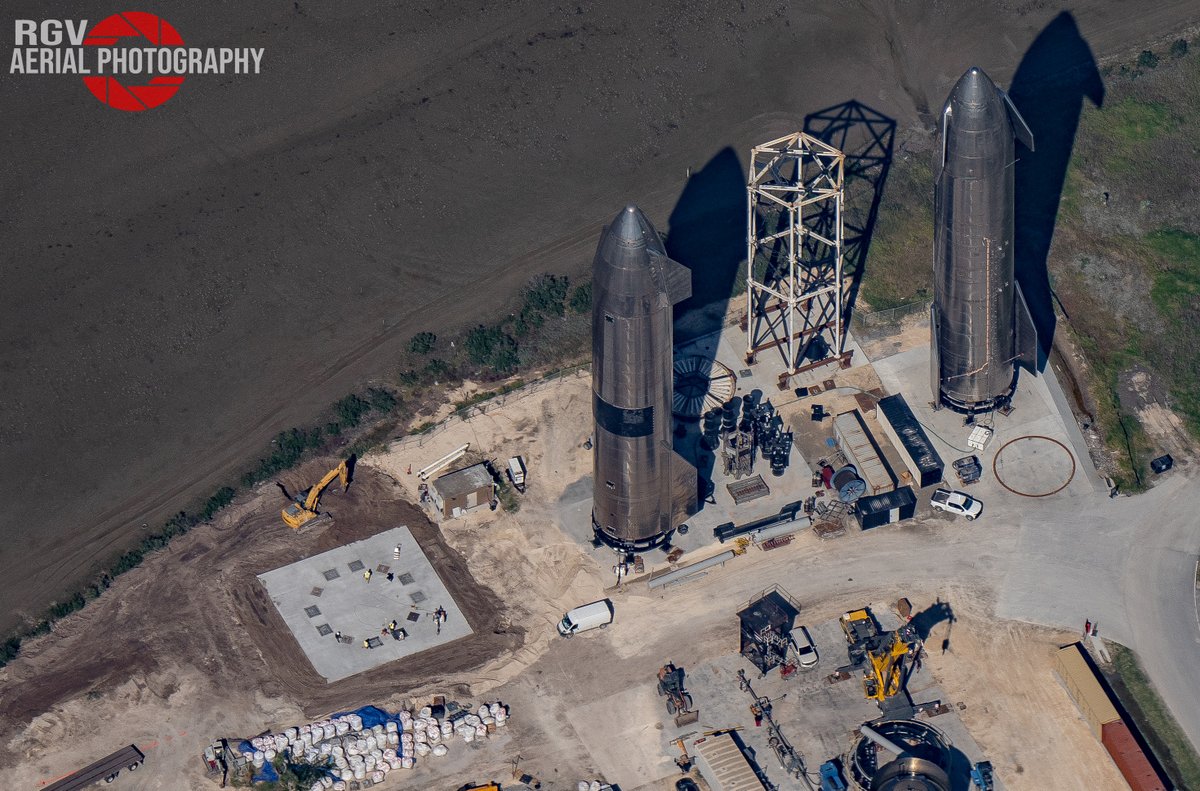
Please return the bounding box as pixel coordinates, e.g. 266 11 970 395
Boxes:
557 599 614 637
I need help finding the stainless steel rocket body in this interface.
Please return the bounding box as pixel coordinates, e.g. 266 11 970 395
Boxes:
591 205 697 551
931 67 1036 413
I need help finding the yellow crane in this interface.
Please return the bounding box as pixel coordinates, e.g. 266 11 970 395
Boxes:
862 630 914 701
840 607 918 703
282 460 350 529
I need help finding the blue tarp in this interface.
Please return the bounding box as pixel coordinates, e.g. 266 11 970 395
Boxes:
251 760 279 784
330 704 405 733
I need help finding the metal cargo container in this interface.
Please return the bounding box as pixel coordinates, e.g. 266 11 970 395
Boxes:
1101 720 1169 791
1052 643 1119 738
833 410 896 496
692 732 766 791
854 487 917 530
877 394 944 487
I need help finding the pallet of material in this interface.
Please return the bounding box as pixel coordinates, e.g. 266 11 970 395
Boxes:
812 522 846 540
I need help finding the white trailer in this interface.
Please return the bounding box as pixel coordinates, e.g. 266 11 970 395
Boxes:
506 455 527 493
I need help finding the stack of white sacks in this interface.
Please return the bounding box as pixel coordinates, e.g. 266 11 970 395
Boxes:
239 702 510 789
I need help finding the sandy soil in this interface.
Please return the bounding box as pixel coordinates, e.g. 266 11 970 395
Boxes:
5 0 1200 639
2 370 1133 791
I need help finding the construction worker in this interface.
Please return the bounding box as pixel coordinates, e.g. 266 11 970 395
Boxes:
363 568 372 583
363 639 370 649
389 620 398 631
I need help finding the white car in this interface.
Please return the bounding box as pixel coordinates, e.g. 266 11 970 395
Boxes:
930 488 983 520
792 626 819 669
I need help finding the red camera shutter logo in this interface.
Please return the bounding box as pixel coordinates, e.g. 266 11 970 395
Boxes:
82 12 185 111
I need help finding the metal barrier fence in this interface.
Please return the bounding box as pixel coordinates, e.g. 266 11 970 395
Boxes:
849 300 930 338
389 363 591 452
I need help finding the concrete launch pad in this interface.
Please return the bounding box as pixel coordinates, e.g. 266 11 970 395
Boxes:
257 526 472 682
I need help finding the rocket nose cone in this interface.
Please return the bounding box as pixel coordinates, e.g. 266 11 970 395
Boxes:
609 204 653 247
949 66 998 109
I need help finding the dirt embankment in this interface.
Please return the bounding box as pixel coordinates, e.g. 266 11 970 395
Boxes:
0 464 520 771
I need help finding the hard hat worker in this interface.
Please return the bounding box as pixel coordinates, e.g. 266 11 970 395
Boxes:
389 620 398 631
363 568 372 583
363 639 370 649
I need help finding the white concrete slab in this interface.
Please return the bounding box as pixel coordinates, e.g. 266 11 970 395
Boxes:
257 526 472 682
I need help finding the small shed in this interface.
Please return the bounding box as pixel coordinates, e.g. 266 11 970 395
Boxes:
431 463 494 519
738 586 800 674
854 486 917 530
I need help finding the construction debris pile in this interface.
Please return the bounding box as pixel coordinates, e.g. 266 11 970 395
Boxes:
236 701 510 788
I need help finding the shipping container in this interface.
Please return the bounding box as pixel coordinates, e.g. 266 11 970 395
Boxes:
692 732 767 791
1053 643 1119 738
833 410 896 495
854 487 917 530
1101 720 1169 791
877 394 944 487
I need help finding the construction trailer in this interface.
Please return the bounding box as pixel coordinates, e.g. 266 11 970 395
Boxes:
430 463 495 518
833 410 896 495
738 586 801 674
43 745 145 791
692 732 767 791
876 394 945 488
854 486 917 530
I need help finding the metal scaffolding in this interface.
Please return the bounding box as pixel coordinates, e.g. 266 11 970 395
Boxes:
745 132 846 380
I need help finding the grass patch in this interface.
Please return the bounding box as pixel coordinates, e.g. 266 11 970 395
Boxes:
1106 644 1200 790
858 155 934 310
1145 229 1200 322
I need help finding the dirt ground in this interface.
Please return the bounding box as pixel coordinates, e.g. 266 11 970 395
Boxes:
0 465 519 788
5 0 1200 641
1 369 1135 791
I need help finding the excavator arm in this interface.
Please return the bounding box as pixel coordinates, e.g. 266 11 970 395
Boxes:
303 461 349 511
282 460 350 529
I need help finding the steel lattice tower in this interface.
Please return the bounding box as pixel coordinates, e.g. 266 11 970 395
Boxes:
745 132 846 380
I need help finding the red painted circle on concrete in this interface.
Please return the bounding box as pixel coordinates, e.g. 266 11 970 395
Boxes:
82 12 185 111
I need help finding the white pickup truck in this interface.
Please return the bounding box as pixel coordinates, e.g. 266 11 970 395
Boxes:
930 488 983 520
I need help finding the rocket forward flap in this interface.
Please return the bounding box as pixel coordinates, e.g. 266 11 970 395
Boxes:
1000 89 1035 152
663 256 692 305
670 448 699 524
1014 283 1038 373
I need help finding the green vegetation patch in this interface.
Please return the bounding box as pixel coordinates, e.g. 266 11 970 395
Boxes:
1145 229 1200 321
857 155 934 310
1107 644 1200 790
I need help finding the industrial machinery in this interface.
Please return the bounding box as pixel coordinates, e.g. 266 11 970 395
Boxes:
840 608 920 705
657 663 696 718
590 204 698 551
931 66 1038 414
739 587 801 674
848 721 951 791
281 459 350 529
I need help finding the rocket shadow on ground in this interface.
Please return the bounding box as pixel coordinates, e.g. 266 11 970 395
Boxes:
1009 12 1104 369
666 147 746 503
803 101 897 329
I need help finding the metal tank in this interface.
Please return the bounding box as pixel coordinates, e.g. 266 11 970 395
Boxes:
591 205 698 551
931 67 1038 414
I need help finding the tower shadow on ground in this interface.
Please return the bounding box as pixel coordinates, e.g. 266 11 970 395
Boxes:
1009 12 1104 369
803 100 897 329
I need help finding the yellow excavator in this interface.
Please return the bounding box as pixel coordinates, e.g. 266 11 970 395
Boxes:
281 459 351 529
